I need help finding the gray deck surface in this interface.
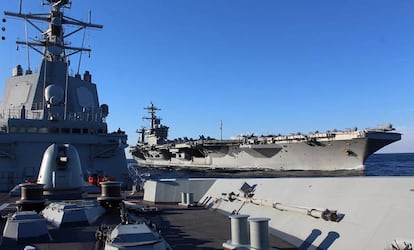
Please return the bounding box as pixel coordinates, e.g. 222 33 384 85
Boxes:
0 191 297 250
146 202 297 249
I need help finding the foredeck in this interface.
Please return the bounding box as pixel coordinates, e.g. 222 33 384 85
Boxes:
0 191 296 249
138 200 297 249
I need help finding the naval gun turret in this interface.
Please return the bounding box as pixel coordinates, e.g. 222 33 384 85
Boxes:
37 143 84 199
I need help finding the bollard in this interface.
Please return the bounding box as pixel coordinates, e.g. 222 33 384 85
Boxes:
229 214 250 245
97 181 123 209
186 192 194 205
16 183 46 212
100 181 121 198
181 192 187 205
248 217 271 250
20 183 44 201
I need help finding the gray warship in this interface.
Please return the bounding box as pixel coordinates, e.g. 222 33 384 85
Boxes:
0 0 128 191
131 103 401 171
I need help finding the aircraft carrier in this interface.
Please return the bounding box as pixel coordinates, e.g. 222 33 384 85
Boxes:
0 0 128 191
130 103 401 171
0 2 411 250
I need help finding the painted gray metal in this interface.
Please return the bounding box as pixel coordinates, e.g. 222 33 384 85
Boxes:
2 211 49 244
0 1 128 191
131 104 401 171
143 177 414 249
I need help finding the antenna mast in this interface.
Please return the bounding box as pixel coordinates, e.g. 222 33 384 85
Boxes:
220 120 223 140
4 0 103 62
24 18 31 73
143 102 161 129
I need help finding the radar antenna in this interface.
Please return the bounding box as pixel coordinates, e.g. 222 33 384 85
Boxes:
4 0 103 63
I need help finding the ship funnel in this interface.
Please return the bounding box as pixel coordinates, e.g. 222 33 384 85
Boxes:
37 144 84 199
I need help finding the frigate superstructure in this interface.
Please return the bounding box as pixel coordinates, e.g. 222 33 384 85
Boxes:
0 0 128 191
130 103 401 171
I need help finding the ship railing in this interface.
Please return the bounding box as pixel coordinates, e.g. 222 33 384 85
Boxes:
31 102 43 110
0 107 104 122
0 109 43 120
66 112 103 122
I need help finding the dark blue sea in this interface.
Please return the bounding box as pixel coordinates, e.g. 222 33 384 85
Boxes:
135 153 414 179
365 153 414 176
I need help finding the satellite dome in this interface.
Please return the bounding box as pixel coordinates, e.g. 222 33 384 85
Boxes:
44 84 64 105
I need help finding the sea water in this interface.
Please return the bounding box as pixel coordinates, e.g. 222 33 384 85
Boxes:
365 153 414 176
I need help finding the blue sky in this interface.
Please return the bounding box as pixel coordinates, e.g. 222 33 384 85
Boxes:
0 0 413 154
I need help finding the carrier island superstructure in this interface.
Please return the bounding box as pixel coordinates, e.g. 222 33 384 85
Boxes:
131 103 401 171
0 0 128 191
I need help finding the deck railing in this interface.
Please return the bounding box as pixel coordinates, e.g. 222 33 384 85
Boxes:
0 106 104 122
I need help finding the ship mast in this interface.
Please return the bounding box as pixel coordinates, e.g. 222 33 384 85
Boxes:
4 0 103 121
4 0 103 62
143 102 161 130
220 120 223 140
